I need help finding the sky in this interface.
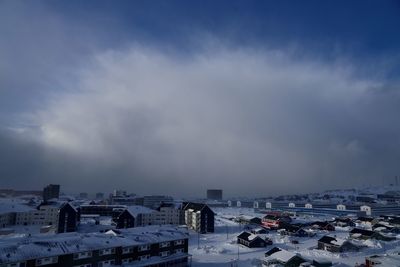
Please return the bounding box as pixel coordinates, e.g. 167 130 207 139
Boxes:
1 0 400 197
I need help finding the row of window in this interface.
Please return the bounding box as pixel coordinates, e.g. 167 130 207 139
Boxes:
5 243 186 267
36 257 58 266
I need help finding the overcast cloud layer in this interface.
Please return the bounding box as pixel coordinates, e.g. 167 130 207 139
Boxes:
1 1 400 197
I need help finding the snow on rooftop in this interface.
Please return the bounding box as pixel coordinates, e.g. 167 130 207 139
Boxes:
0 199 35 214
126 205 157 217
331 238 346 246
0 225 187 264
247 234 258 241
269 249 297 262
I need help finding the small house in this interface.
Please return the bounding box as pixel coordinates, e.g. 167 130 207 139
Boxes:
237 231 272 248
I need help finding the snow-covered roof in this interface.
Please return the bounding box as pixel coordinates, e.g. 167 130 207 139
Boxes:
269 250 297 262
125 205 158 217
0 199 35 214
0 225 188 264
367 254 400 265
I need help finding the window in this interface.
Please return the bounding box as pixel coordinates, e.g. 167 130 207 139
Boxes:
122 246 134 254
122 258 133 264
139 255 150 261
159 251 169 257
99 248 116 255
36 257 58 266
159 241 170 248
73 251 93 259
98 261 115 267
175 248 184 254
174 240 184 245
138 245 149 251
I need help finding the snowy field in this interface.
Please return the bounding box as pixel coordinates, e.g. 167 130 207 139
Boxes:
189 207 400 267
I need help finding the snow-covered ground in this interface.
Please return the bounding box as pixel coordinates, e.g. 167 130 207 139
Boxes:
189 207 400 267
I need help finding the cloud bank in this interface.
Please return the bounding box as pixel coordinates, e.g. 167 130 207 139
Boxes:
6 45 394 197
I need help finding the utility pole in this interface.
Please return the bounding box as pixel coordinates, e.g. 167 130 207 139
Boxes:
237 241 240 260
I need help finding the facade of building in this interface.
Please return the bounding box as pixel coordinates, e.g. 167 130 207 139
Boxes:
80 204 127 217
0 225 190 267
0 200 79 233
182 202 214 233
43 184 60 202
116 204 183 229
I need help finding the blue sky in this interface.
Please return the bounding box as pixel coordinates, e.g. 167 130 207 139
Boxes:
1 1 400 196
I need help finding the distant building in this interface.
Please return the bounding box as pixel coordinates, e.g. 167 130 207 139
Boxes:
0 189 42 197
43 184 60 201
143 195 173 209
113 189 127 197
207 189 223 200
79 192 88 199
96 192 104 199
111 195 144 206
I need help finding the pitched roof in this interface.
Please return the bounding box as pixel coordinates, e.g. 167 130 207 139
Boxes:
265 246 281 256
237 231 261 242
182 202 214 214
318 235 347 246
125 205 157 217
350 228 374 236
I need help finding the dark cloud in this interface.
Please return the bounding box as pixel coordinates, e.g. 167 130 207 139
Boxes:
1 1 400 197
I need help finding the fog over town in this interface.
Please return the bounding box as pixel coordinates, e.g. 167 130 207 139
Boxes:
1 1 400 197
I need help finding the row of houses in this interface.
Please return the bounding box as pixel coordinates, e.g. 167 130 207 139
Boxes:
87 202 215 234
0 225 190 267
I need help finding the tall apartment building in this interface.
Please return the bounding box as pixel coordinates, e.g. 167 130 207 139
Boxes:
182 202 215 233
43 184 60 201
207 189 223 200
0 225 190 267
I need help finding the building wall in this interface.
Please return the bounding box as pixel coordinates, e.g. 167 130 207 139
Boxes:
6 237 189 267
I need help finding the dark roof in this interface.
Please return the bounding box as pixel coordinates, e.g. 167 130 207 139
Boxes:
318 235 337 245
237 231 252 241
263 214 278 220
182 202 214 213
265 247 281 256
280 222 302 232
312 221 333 227
358 217 374 222
156 202 175 211
350 228 374 236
